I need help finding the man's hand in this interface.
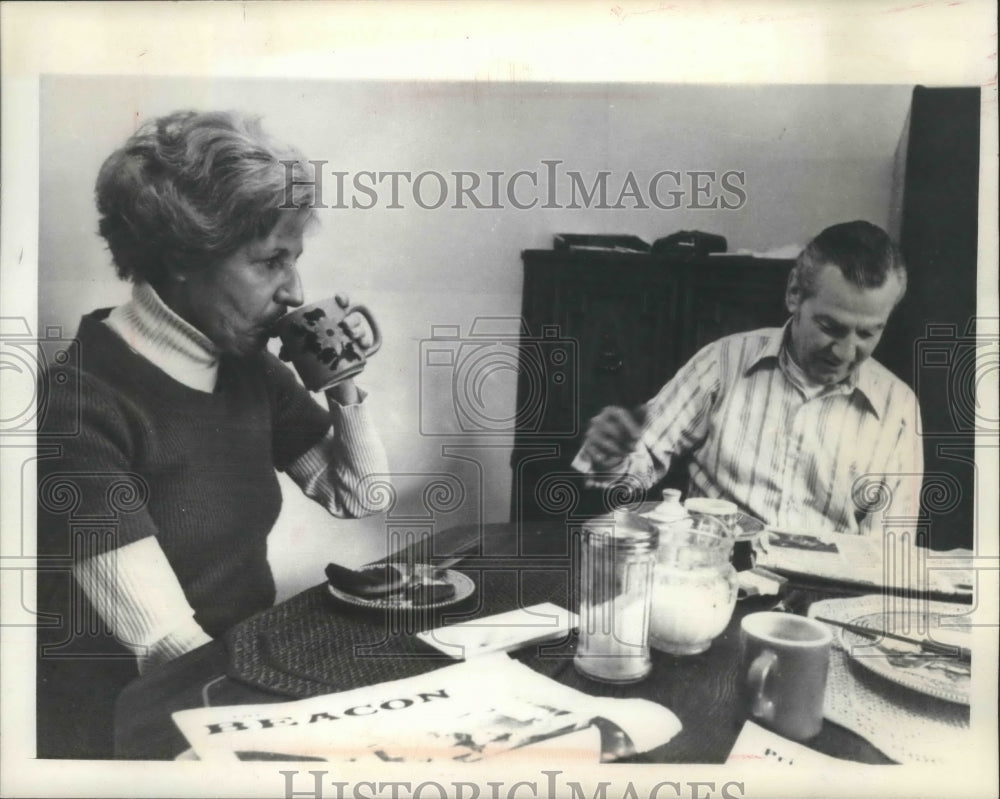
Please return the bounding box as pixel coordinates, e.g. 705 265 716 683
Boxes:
579 405 646 471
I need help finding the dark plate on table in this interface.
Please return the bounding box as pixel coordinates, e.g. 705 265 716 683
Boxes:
326 564 475 611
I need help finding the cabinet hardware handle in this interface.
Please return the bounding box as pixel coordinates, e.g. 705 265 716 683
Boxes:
597 350 623 372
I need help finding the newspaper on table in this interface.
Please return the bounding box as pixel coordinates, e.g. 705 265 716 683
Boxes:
172 653 681 763
726 721 882 769
754 530 974 597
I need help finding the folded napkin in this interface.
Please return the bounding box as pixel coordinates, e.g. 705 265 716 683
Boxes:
324 562 404 598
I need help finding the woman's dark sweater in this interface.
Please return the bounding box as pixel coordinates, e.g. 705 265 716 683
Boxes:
37 309 330 638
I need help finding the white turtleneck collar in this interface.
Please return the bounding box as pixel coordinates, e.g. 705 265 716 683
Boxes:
104 282 220 393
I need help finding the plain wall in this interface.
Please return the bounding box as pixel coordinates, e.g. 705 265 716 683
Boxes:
38 78 913 598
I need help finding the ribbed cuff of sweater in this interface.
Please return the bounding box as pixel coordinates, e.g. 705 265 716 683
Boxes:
286 397 390 517
330 399 387 471
73 536 212 673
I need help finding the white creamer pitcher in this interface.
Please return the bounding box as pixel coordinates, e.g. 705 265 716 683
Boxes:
648 506 739 655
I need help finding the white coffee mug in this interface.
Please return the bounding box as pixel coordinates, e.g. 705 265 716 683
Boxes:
739 612 832 741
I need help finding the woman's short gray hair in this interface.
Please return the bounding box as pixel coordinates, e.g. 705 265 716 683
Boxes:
95 110 317 285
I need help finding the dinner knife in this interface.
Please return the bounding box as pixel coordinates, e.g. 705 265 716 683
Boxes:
816 616 972 663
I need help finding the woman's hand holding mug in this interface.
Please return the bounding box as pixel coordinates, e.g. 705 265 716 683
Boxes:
333 294 377 351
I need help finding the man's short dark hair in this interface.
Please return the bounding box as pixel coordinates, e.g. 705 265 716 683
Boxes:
793 220 907 301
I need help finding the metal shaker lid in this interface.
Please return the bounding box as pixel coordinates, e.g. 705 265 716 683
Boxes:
583 508 658 550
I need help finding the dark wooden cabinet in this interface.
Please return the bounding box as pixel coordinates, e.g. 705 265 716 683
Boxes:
510 248 792 540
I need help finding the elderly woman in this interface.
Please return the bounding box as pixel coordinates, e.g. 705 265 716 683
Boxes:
37 110 388 758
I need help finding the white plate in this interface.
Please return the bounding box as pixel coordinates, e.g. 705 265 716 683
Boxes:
839 611 971 705
326 566 475 611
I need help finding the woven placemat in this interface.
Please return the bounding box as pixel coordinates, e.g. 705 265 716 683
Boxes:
809 595 971 764
225 568 575 698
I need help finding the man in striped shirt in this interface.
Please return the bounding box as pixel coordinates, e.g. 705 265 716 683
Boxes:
573 221 921 536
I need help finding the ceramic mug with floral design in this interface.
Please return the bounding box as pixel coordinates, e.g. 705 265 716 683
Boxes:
273 296 381 391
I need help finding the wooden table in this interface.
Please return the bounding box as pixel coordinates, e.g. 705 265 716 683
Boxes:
115 521 900 763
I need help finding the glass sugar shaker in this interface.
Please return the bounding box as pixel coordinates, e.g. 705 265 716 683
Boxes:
574 508 659 683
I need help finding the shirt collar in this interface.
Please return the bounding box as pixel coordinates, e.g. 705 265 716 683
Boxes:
846 360 886 419
744 321 884 418
104 282 220 392
745 325 786 370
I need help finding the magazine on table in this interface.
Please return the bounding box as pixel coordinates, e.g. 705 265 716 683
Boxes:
754 529 974 597
172 653 681 763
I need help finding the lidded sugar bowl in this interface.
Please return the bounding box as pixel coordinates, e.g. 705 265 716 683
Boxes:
646 497 740 655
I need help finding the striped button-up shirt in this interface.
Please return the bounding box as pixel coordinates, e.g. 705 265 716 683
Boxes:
575 325 922 536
